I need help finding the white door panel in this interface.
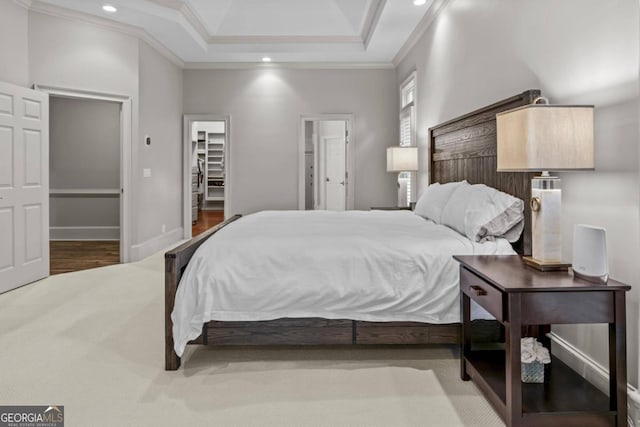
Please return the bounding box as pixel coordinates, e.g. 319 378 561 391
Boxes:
24 204 43 263
324 136 346 211
23 98 42 120
0 94 12 114
0 208 13 271
24 130 43 185
0 81 49 294
0 127 12 187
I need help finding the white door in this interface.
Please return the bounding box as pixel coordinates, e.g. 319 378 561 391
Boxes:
0 81 49 293
299 116 353 211
324 136 346 211
314 120 347 211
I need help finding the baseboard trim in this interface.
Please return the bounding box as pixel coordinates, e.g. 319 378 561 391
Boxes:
50 226 119 240
630 388 640 427
129 227 183 262
549 332 639 426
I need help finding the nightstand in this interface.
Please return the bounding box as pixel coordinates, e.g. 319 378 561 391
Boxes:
454 255 630 427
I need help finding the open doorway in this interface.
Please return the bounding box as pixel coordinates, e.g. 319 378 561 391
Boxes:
183 115 230 238
48 96 120 274
37 85 132 273
299 115 354 211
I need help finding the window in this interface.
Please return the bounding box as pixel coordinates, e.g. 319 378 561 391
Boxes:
399 72 416 205
401 77 415 109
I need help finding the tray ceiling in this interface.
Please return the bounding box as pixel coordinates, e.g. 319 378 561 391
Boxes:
34 0 436 64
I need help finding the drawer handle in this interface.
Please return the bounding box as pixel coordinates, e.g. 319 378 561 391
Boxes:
470 285 487 296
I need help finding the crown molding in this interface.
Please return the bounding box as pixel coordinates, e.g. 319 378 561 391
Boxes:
145 0 184 9
12 0 32 9
393 0 452 67
362 0 386 50
146 0 379 47
27 0 185 68
122 0 208 50
202 0 386 47
207 35 364 45
151 0 381 47
178 2 210 43
184 62 395 70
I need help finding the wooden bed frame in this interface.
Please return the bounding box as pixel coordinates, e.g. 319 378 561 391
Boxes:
164 89 540 370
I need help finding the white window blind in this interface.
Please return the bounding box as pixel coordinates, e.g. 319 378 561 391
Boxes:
399 105 414 147
398 72 416 204
401 79 415 108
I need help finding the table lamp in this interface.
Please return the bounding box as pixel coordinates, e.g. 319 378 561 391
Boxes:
496 97 594 270
387 146 418 208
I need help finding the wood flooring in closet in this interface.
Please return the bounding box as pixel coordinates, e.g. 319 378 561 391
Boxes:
50 241 120 275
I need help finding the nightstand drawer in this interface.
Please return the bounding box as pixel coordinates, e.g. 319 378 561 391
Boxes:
460 267 503 322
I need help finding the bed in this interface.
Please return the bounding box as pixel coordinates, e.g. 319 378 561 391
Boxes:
164 89 540 370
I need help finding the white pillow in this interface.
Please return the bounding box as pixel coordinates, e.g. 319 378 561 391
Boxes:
414 181 465 223
465 184 524 243
440 183 524 242
439 181 477 234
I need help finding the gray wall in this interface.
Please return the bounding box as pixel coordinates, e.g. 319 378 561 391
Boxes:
0 1 28 87
27 11 184 259
183 68 398 214
396 0 639 386
28 11 139 97
50 97 120 190
49 96 120 238
136 40 183 246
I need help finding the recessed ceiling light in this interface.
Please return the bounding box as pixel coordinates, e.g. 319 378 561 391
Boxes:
102 4 117 13
262 57 272 63
413 0 426 5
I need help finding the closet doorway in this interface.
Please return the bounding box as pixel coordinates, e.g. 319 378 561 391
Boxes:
298 115 354 211
183 115 230 238
37 85 132 273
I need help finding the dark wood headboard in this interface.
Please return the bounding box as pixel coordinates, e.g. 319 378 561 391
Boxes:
429 90 539 255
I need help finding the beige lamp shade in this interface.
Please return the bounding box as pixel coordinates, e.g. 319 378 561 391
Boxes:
496 105 595 171
387 146 418 172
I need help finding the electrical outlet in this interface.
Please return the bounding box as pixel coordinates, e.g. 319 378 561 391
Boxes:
143 168 151 178
162 224 166 233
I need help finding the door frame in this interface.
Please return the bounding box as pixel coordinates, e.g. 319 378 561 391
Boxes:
34 84 132 263
182 114 232 239
298 114 354 210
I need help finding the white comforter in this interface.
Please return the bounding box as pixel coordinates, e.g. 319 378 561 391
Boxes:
172 210 515 356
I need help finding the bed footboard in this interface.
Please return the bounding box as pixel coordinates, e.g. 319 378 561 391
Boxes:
164 214 242 370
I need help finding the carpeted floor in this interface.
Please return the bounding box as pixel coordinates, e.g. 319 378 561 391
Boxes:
0 251 504 427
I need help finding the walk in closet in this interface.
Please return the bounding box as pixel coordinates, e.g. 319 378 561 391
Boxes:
191 121 226 214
